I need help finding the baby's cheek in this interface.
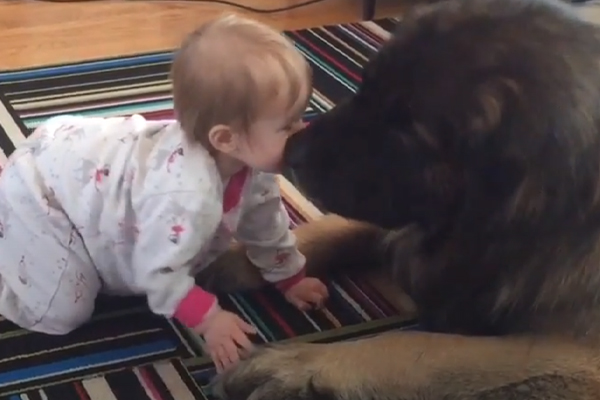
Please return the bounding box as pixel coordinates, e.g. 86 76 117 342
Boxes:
267 140 285 159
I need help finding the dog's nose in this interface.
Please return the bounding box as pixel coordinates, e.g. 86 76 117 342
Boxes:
283 130 307 169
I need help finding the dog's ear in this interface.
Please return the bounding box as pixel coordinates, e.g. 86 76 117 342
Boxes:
455 76 530 224
463 76 523 147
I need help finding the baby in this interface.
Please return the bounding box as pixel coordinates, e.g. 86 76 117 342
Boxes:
0 14 328 372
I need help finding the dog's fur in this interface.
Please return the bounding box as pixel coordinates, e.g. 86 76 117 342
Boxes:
203 0 600 398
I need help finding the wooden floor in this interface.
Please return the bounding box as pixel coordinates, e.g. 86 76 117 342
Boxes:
0 0 410 70
1 0 599 70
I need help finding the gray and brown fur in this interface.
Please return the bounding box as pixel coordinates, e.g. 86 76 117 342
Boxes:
199 0 600 398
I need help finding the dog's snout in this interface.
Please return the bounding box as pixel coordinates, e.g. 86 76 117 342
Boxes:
284 129 307 169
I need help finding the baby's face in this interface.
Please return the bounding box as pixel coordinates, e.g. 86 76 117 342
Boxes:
235 83 311 173
238 114 306 174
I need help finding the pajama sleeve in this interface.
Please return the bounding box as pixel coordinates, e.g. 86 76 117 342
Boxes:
234 172 306 292
131 190 221 328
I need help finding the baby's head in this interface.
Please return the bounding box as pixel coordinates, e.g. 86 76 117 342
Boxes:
171 14 312 173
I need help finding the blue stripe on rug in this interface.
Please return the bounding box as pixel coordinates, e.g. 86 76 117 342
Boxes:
0 340 175 387
0 53 175 82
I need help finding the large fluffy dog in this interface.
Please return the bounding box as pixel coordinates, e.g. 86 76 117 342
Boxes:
200 0 600 398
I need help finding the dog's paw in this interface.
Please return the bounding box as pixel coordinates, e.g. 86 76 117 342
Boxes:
211 343 337 400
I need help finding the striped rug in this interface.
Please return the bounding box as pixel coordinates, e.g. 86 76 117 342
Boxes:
0 17 416 400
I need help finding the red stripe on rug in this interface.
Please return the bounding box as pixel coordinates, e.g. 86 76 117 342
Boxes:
254 293 296 337
288 31 362 83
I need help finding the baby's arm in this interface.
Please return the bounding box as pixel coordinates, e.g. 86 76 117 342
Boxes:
235 172 307 292
131 190 220 328
132 190 256 372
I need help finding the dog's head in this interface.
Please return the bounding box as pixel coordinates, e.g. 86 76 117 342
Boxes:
285 0 600 233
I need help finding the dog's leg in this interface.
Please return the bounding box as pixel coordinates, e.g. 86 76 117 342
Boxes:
196 214 385 293
358 224 427 316
213 332 600 400
363 268 419 316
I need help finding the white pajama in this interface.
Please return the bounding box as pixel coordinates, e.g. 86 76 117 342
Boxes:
0 114 304 334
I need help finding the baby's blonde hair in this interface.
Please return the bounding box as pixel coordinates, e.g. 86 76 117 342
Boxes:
171 14 312 147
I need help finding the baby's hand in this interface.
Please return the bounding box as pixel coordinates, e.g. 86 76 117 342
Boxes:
284 277 329 311
194 308 256 373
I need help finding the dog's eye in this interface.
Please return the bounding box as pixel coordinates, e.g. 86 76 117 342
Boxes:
355 84 370 105
384 101 412 126
357 64 379 102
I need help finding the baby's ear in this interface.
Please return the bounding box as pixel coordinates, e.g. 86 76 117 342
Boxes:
208 124 236 154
